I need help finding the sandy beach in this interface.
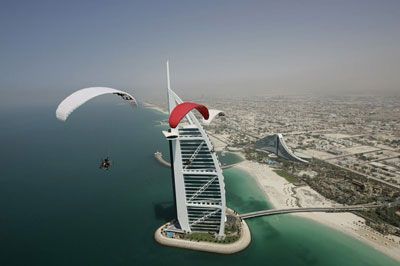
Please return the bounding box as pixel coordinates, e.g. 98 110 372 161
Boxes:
234 159 400 262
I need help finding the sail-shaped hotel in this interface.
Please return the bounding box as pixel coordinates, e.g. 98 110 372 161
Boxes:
162 62 227 237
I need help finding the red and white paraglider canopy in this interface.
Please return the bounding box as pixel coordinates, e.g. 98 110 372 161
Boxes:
169 102 209 128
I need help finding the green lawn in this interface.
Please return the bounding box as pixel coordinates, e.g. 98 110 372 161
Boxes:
184 232 239 244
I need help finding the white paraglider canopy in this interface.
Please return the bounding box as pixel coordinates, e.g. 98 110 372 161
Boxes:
56 87 137 121
202 109 225 125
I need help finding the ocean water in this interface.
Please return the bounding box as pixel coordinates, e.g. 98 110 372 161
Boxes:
217 151 244 166
0 99 398 266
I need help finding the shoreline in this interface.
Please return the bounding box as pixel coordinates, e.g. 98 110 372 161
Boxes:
143 102 169 115
154 219 251 254
233 158 400 262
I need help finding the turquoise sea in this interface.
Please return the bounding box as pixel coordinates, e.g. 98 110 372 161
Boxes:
0 99 398 265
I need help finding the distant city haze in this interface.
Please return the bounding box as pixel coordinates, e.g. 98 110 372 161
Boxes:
1 0 399 107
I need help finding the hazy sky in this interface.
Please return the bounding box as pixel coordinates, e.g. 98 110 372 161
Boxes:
1 0 399 106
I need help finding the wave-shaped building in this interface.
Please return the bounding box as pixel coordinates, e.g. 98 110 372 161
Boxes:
255 134 308 163
162 62 226 237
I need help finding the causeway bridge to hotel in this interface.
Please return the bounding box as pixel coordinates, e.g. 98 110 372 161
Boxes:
240 203 393 220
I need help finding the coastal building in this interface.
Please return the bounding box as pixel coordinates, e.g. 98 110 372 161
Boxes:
162 62 226 237
255 134 308 163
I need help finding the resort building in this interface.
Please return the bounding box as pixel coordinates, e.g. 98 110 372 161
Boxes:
162 63 226 237
255 134 308 163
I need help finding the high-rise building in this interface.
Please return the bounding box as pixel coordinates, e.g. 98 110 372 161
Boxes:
162 62 226 236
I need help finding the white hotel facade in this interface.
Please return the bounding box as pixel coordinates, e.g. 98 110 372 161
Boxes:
162 63 226 237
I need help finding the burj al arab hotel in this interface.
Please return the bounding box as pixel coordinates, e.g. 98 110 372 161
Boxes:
162 62 227 237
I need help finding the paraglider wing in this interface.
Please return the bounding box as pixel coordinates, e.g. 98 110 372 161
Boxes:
169 102 209 128
56 87 137 121
202 109 225 125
